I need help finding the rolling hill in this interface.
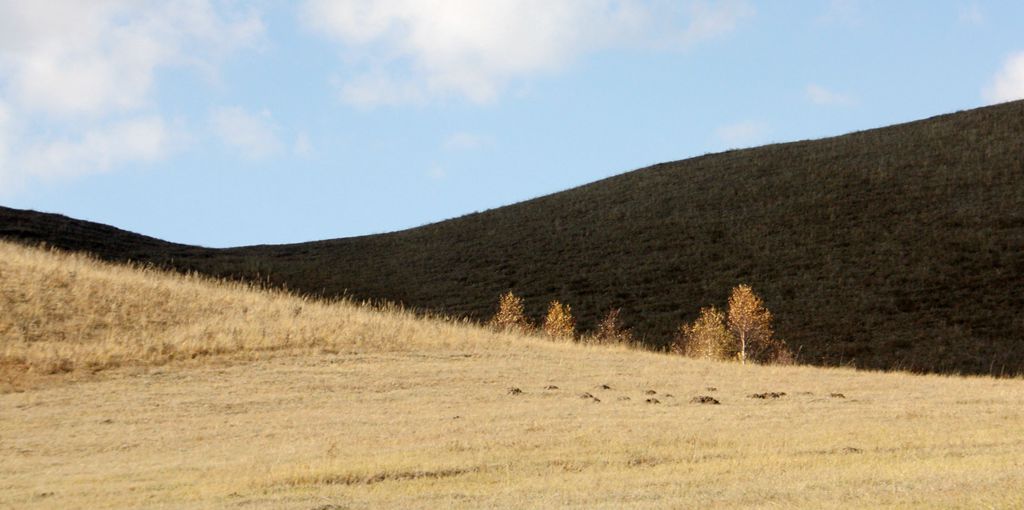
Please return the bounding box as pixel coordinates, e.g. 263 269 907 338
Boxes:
3 100 1023 375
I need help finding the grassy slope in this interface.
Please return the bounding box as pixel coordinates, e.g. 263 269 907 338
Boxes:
0 241 503 386
3 241 1024 509
3 100 1023 374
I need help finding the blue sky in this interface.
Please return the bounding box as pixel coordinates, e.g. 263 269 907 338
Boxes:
1 1 1022 247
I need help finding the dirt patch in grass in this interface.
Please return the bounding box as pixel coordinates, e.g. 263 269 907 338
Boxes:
748 392 786 399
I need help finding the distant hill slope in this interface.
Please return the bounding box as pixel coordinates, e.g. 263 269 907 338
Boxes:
3 100 1023 375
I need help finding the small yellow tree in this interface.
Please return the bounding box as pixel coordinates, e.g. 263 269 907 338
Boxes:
543 301 576 339
727 284 774 364
675 306 734 360
594 308 634 345
490 291 531 332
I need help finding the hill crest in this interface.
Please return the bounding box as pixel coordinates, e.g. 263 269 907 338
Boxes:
3 99 1023 375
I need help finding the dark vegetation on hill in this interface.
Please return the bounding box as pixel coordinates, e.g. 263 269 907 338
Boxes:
3 100 1023 375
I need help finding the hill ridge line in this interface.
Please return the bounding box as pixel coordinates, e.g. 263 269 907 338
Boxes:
3 99 1023 375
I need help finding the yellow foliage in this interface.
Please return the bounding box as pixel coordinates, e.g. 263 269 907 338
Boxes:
489 291 531 332
727 284 791 364
543 301 575 339
674 306 734 360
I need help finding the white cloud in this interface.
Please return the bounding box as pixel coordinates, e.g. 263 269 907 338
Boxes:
0 1 263 118
806 83 851 106
443 132 493 151
984 52 1024 104
303 0 753 106
714 120 768 149
19 117 172 181
209 107 283 160
0 1 263 188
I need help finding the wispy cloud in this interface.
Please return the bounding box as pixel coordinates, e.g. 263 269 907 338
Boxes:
443 132 494 151
303 0 754 107
0 1 263 188
0 2 262 118
337 72 427 109
293 132 314 158
0 100 18 190
983 51 1024 104
816 0 862 27
19 117 174 181
958 3 984 25
426 164 447 180
714 120 769 149
209 107 283 160
806 84 852 106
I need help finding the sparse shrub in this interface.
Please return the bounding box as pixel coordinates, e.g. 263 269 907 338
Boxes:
727 284 791 364
490 291 532 332
762 337 796 365
757 335 794 364
593 308 635 345
543 300 576 339
674 306 734 360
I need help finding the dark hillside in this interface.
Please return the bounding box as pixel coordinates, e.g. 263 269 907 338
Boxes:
0 206 190 258
3 100 1023 374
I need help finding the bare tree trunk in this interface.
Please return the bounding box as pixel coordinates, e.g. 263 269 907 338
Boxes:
739 330 747 365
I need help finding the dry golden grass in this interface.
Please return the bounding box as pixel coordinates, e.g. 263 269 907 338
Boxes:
0 241 522 387
2 241 1024 509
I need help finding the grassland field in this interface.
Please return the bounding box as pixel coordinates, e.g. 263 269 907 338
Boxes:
2 241 1024 509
